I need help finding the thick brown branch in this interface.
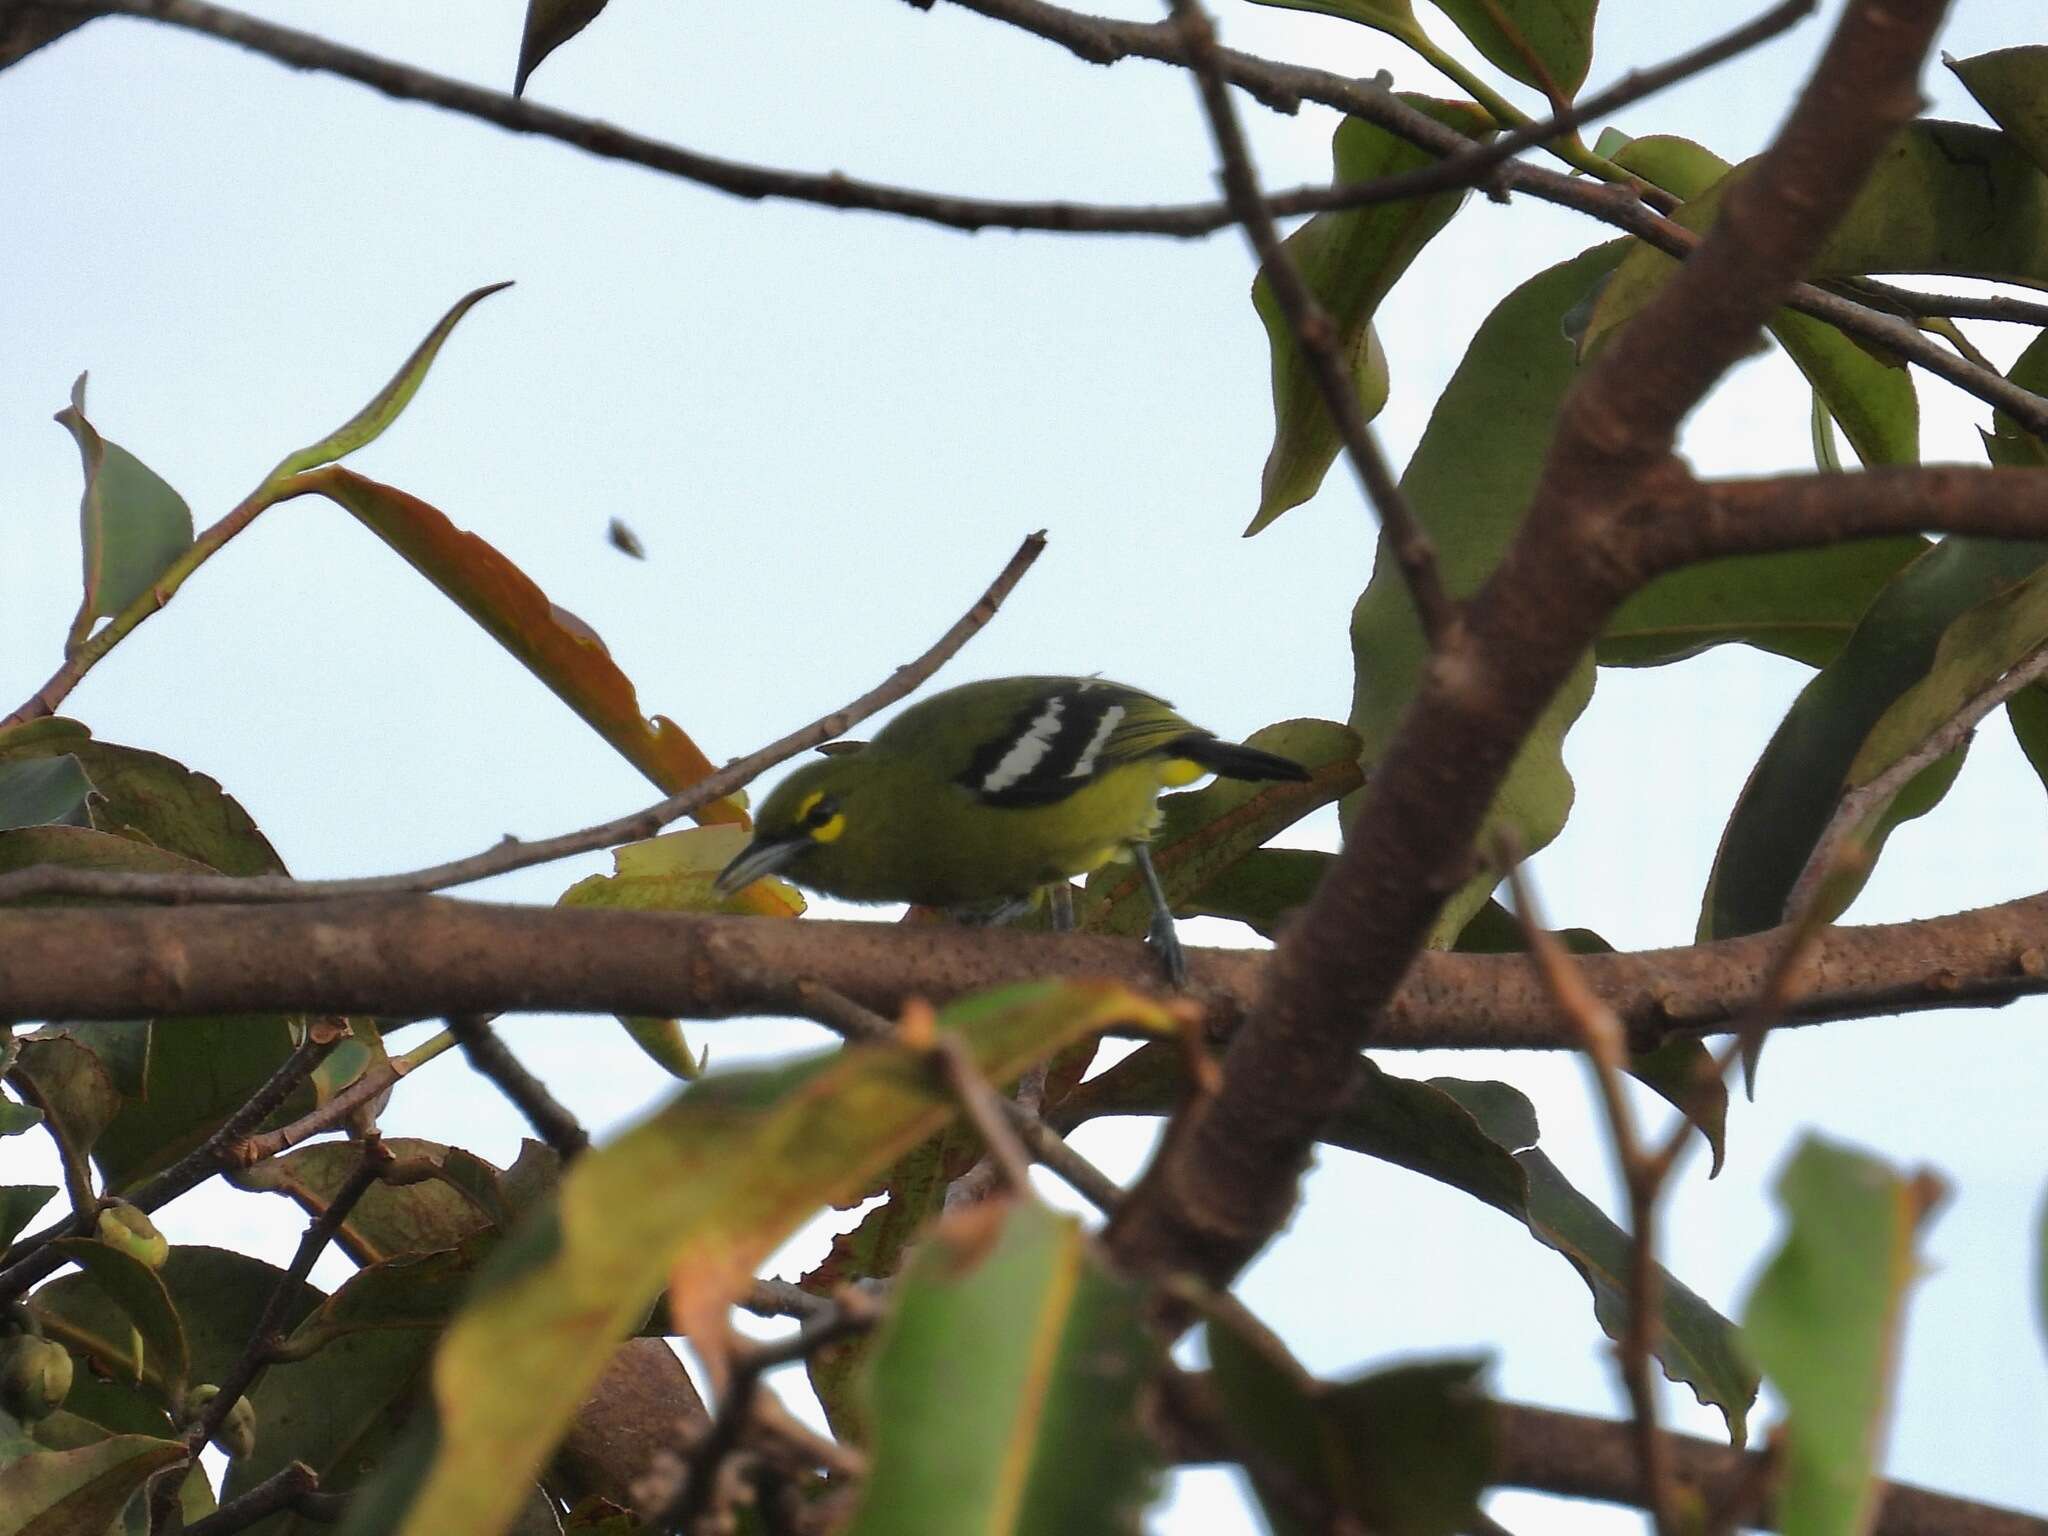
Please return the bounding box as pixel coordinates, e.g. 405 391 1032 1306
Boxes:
1493 1403 2048 1536
1 893 2044 1046
1105 0 1956 1290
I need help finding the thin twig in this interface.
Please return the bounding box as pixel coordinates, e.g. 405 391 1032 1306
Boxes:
0 532 1045 909
0 1031 337 1304
227 1029 458 1165
1504 861 1674 1536
178 1460 323 1536
1786 639 2048 923
1851 279 2048 332
1163 0 1453 644
649 1300 879 1534
445 1014 590 1159
148 1141 393 1534
928 1031 1036 1194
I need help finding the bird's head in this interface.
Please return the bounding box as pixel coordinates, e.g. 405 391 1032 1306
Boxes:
714 754 860 896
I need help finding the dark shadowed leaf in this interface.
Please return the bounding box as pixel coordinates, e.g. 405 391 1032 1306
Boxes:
1181 847 1333 938
0 1187 57 1251
1947 48 2048 175
514 0 610 94
1209 1324 1492 1536
259 283 513 493
54 376 194 642
1701 537 2048 943
1743 1137 1944 1536
1249 100 1492 532
11 1035 121 1193
231 1138 504 1265
47 1239 189 1399
1352 244 1619 944
0 1433 187 1536
1078 720 1359 935
845 1200 1160 1536
0 757 93 831
393 983 1173 1536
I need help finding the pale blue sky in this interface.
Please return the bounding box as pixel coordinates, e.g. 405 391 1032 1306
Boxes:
6 2 2046 1529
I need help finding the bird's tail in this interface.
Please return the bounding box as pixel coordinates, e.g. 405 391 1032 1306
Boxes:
1169 733 1312 783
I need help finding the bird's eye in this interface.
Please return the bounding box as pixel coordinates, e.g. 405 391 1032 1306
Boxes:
803 796 840 828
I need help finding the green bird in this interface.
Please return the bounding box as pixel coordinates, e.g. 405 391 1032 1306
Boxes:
714 675 1309 982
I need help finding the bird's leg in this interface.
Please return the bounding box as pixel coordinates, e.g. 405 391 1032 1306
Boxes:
1130 842 1186 988
1047 881 1075 933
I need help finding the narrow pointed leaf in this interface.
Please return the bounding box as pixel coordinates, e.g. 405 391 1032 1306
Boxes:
846 1201 1161 1536
0 1434 188 1536
514 0 610 94
260 283 512 491
1743 1137 1944 1536
1250 100 1493 532
1947 48 2048 176
1352 245 1618 943
300 466 748 828
396 982 1173 1536
55 376 194 640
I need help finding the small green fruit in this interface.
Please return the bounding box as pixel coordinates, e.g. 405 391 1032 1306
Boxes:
183 1383 258 1460
96 1202 169 1270
0 1337 74 1422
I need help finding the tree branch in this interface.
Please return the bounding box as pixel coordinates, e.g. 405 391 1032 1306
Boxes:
446 1014 591 1160
2 889 2046 1046
1104 0 1956 1290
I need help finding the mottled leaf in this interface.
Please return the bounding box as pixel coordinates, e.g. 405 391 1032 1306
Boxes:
1351 245 1618 944
260 283 513 492
0 1433 187 1536
230 1138 503 1265
845 1200 1161 1536
1743 1138 1944 1536
395 983 1172 1536
55 376 194 643
1250 100 1492 532
1209 1326 1491 1536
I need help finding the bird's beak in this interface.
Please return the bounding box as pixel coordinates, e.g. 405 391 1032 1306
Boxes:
714 831 809 897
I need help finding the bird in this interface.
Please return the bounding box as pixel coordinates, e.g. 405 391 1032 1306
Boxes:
714 675 1310 983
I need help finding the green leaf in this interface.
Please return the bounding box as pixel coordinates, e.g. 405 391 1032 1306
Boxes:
394 982 1173 1536
0 1188 58 1252
0 1097 46 1138
47 1239 189 1400
0 725 287 879
1077 720 1359 935
260 283 513 493
1180 847 1333 939
1243 0 1421 40
1742 1137 1944 1536
1249 101 1493 532
1057 1053 1758 1440
54 376 195 643
1811 394 1844 473
1427 0 1597 99
846 1201 1161 1536
1208 1327 1491 1536
514 0 610 94
1351 244 1619 943
11 1035 121 1192
0 1433 187 1536
1946 48 2048 176
0 758 94 832
27 1391 216 1530
33 1246 322 1400
230 1138 511 1265
1702 537 2048 942
1586 122 2048 356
